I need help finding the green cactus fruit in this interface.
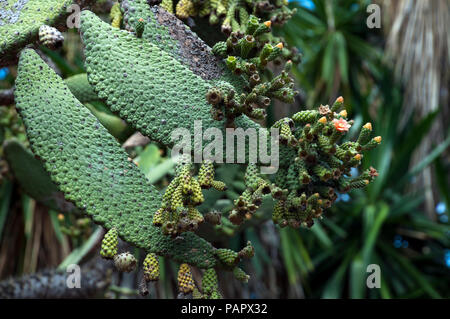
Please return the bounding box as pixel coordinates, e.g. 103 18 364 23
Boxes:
100 227 119 259
143 253 160 282
331 96 344 112
216 248 239 267
192 287 203 299
178 263 195 294
238 241 255 259
14 49 218 268
160 0 174 13
292 110 319 124
110 2 122 28
198 161 215 188
362 136 382 151
38 25 64 49
114 252 137 272
210 290 222 299
233 267 250 283
135 18 145 38
211 180 227 191
201 268 218 295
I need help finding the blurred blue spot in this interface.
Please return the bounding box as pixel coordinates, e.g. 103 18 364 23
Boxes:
402 240 409 248
439 215 448 223
350 167 359 178
436 202 446 215
335 192 351 203
0 67 9 80
350 3 360 11
292 0 315 10
393 240 402 248
445 251 450 268
341 193 350 202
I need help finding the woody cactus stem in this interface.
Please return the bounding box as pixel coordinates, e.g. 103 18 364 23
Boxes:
209 16 298 126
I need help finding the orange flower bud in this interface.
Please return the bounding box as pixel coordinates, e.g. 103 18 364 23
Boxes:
353 154 362 161
363 122 372 131
318 116 327 124
264 21 272 28
374 136 382 143
339 110 348 118
275 42 284 49
364 180 370 185
336 96 344 103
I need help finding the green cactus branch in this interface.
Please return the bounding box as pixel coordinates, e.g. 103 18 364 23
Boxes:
3 139 79 214
120 0 239 84
14 49 219 268
0 0 81 66
80 10 260 150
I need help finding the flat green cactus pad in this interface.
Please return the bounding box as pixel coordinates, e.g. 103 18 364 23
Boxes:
80 10 259 149
64 73 98 103
3 139 79 213
0 0 73 66
14 49 217 268
120 0 231 82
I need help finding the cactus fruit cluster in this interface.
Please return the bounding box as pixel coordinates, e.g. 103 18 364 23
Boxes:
268 98 381 228
163 0 296 36
1 0 382 298
208 15 298 125
153 160 227 236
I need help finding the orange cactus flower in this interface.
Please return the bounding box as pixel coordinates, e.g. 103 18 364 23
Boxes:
333 118 351 132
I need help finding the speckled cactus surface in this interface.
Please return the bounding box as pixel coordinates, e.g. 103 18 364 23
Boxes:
0 0 74 66
80 10 259 149
14 49 219 268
